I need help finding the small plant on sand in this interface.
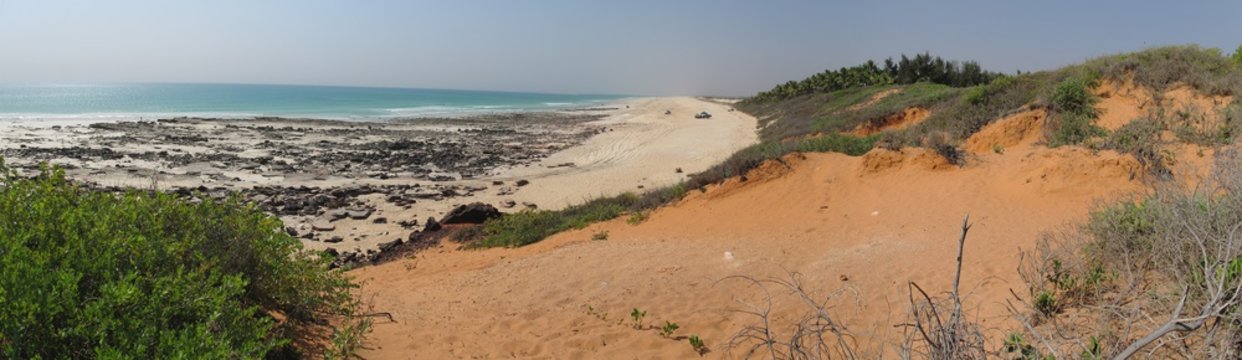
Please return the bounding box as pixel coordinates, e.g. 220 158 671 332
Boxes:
992 143 1004 154
1002 332 1052 360
660 321 680 338
630 308 647 329
627 211 649 225
1032 290 1058 316
688 335 708 355
585 304 608 321
1081 335 1103 360
591 230 609 241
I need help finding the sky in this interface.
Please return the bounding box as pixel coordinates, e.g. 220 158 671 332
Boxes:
1 0 1240 96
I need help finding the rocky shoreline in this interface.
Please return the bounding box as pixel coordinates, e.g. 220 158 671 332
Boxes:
1 111 612 267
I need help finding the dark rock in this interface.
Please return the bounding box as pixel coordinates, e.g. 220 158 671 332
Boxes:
501 200 516 208
327 208 350 220
675 167 683 173
372 216 388 224
325 236 344 243
515 179 530 187
397 219 419 228
424 217 442 232
378 239 403 252
323 247 339 257
492 180 504 185
441 202 502 225
284 226 299 237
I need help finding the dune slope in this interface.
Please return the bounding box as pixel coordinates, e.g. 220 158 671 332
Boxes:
352 136 1145 358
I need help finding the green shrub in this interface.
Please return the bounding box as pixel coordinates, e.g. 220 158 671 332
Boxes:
1051 77 1100 118
0 162 361 358
686 141 791 190
1234 45 1242 67
476 182 689 248
479 196 629 247
1033 290 1058 316
1050 113 1106 147
627 211 649 225
1105 118 1167 172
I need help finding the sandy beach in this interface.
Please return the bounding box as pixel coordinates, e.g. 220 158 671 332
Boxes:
0 96 757 260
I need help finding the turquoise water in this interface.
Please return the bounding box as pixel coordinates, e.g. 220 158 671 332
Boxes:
0 83 624 121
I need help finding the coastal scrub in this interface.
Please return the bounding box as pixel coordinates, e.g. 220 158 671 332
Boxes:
0 162 365 358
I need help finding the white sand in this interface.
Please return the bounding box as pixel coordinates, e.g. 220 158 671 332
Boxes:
496 96 757 209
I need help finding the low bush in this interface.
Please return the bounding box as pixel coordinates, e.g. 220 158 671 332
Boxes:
1046 76 1107 147
1050 77 1101 118
1014 153 1242 358
0 162 363 358
478 184 687 248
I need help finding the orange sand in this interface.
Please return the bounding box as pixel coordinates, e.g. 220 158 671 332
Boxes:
351 141 1143 358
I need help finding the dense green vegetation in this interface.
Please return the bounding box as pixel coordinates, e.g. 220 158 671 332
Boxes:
0 162 365 358
1047 76 1106 147
748 52 1002 102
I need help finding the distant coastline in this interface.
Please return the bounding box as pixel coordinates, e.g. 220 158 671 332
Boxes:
0 83 627 123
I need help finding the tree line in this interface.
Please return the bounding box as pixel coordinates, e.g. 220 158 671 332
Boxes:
749 53 1004 102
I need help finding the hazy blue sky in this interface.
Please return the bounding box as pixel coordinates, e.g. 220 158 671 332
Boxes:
1 0 1239 96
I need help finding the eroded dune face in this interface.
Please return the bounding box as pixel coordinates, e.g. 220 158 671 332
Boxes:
351 85 1227 359
1094 79 1233 131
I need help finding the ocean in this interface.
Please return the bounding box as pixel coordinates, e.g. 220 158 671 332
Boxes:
0 83 624 122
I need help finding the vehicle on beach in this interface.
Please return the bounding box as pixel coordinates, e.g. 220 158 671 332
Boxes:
694 111 712 119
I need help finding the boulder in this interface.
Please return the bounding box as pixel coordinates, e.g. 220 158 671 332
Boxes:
441 202 502 224
423 217 442 232
378 239 403 253
515 179 530 187
327 208 350 220
324 236 344 243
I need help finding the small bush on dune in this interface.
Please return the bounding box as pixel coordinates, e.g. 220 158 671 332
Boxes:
922 131 964 166
687 142 791 190
1050 77 1100 119
1013 152 1242 358
1048 77 1107 147
0 162 363 358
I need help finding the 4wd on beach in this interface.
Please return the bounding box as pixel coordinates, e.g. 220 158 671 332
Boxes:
694 111 712 119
